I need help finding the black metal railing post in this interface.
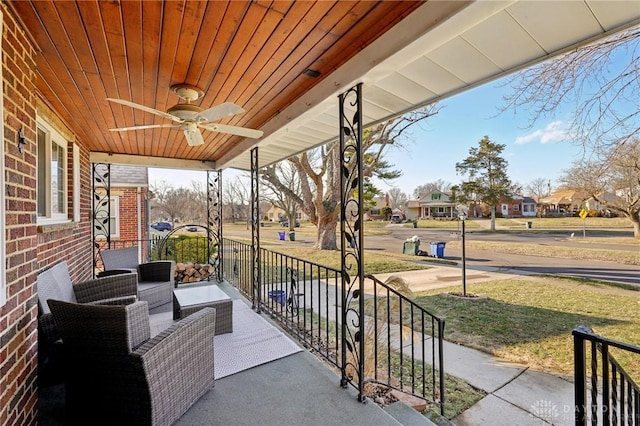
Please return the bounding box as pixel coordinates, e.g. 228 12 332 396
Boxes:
339 83 365 401
573 326 640 425
573 326 588 425
250 147 261 312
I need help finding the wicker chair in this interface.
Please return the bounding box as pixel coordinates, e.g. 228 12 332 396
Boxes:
37 261 138 363
48 299 216 426
100 247 175 309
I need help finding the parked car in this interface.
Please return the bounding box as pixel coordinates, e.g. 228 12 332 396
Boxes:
186 225 198 232
390 214 403 223
280 219 300 227
151 221 172 231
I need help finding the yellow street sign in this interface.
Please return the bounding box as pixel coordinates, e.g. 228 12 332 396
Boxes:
579 209 588 219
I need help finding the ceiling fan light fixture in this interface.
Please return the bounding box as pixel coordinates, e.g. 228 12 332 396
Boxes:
182 122 204 147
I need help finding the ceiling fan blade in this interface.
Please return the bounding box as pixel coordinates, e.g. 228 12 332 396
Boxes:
109 124 178 132
106 98 182 122
182 123 205 146
195 102 245 122
202 123 263 139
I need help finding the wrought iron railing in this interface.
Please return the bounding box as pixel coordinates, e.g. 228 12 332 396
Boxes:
364 273 446 415
573 326 640 425
222 237 446 415
93 234 217 283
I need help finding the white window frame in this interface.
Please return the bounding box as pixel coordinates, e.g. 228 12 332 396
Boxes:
37 119 69 224
94 196 120 240
73 144 80 222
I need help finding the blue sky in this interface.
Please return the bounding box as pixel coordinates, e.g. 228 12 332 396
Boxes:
374 79 582 197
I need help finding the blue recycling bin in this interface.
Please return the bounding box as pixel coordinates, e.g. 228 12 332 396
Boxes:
268 290 287 305
430 241 446 258
278 231 286 240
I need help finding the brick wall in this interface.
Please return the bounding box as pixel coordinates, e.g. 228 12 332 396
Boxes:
1 4 95 424
1 5 39 424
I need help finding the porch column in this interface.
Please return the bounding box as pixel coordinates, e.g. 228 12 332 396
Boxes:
250 147 261 312
92 163 111 276
339 83 365 401
207 170 223 282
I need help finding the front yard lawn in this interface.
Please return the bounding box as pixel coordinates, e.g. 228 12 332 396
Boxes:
413 277 640 381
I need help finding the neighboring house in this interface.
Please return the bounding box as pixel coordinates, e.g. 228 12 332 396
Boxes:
404 200 421 220
265 205 309 223
365 195 390 221
539 189 587 216
584 191 625 216
417 190 456 219
521 197 537 217
497 196 537 218
93 165 150 262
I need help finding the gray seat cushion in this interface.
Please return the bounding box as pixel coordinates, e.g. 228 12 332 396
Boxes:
37 261 77 314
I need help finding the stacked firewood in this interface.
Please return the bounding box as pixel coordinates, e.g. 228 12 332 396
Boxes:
174 262 215 283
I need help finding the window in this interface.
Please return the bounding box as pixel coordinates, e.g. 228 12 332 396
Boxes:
37 120 68 223
370 208 381 216
514 204 520 211
94 196 120 239
431 193 441 200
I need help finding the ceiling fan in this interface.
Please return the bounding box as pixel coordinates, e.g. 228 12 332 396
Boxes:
107 84 263 146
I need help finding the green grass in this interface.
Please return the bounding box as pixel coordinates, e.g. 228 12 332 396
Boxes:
495 216 632 228
413 277 640 381
412 219 481 229
257 246 431 275
445 240 640 265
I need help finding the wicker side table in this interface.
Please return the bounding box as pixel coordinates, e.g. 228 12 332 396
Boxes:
173 285 233 335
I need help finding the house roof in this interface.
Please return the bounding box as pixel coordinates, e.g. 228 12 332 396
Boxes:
7 1 640 172
540 189 587 205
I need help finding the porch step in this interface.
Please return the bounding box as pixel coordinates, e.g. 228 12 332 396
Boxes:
383 401 439 426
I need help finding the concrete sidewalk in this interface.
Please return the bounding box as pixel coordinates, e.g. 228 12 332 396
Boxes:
375 264 576 425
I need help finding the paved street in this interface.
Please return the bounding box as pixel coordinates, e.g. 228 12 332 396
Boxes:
224 222 639 286
366 224 639 286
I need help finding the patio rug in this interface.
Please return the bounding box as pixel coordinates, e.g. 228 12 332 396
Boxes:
214 299 302 379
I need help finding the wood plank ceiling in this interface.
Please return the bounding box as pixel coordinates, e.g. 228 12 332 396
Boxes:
7 1 640 172
7 0 425 168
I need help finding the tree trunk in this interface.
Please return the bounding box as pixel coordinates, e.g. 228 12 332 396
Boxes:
316 215 338 250
490 208 496 232
633 220 639 239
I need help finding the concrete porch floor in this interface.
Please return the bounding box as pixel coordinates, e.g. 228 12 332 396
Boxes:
38 279 421 425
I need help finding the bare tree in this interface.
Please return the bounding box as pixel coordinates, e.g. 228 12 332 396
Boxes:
162 188 194 224
261 162 302 231
149 180 174 221
387 188 408 211
222 175 250 224
526 178 553 217
189 180 208 224
561 139 640 238
501 27 640 152
412 179 453 199
262 105 440 249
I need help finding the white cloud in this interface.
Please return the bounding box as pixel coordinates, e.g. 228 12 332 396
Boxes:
515 121 569 145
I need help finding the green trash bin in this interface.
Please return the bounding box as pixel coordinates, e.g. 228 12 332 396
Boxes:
288 231 295 241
